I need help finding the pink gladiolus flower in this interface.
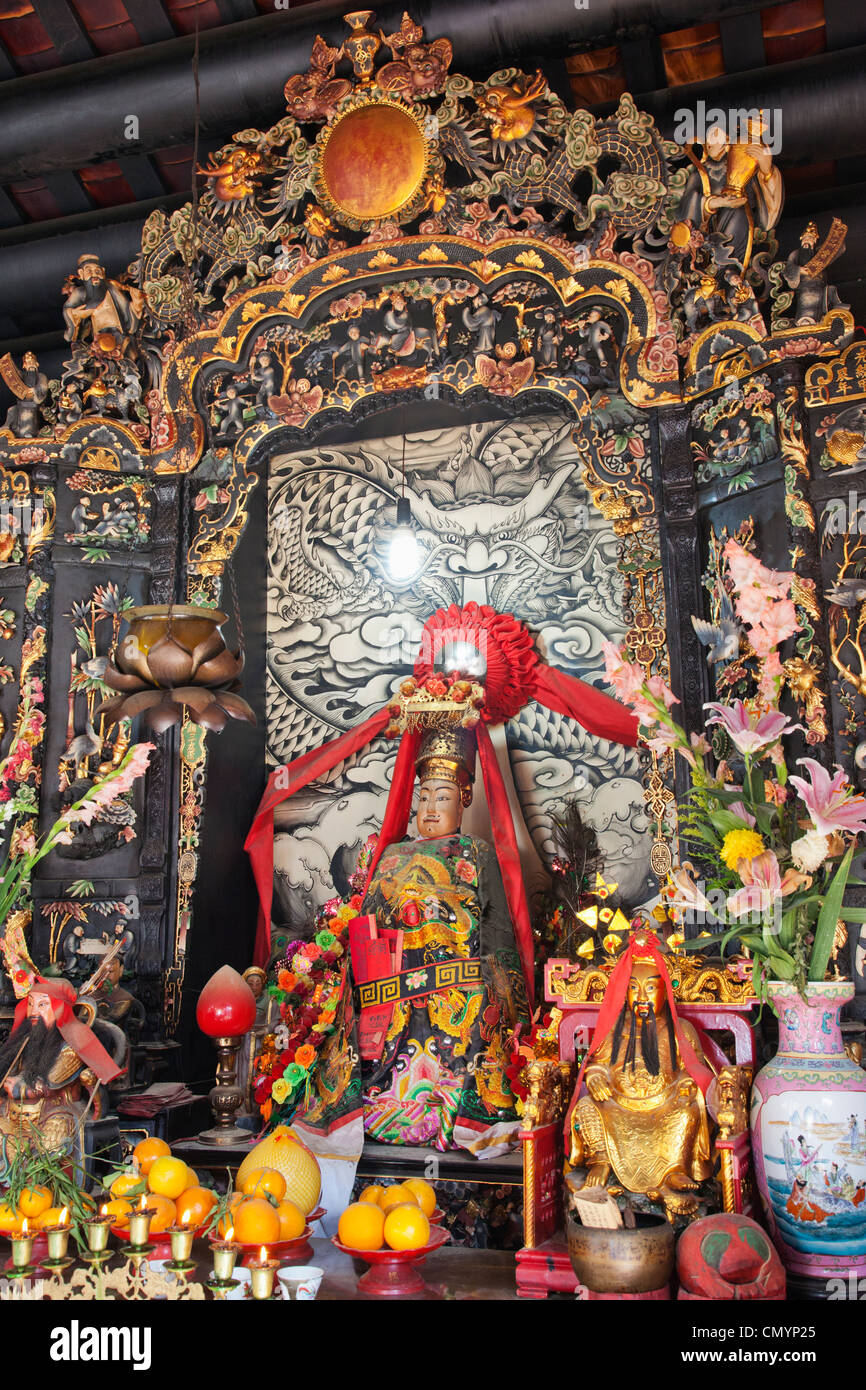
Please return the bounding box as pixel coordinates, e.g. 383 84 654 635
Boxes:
704 699 803 755
747 599 800 657
788 758 866 837
602 640 645 703
724 539 794 626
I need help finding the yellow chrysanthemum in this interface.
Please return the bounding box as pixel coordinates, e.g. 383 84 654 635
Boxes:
271 1078 290 1105
720 827 765 872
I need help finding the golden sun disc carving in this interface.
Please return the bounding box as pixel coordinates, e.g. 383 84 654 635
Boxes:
317 98 430 225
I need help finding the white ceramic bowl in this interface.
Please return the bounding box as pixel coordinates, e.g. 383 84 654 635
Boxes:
277 1264 324 1301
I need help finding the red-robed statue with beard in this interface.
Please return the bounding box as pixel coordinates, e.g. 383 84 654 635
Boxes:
0 976 125 1178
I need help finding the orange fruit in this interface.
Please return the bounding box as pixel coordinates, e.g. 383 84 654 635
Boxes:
0 1202 22 1233
147 1156 190 1201
110 1171 146 1199
34 1206 68 1231
358 1184 385 1206
103 1198 132 1228
145 1194 177 1234
337 1201 385 1252
217 1192 245 1238
275 1198 306 1241
383 1204 430 1252
404 1178 436 1217
18 1186 52 1219
379 1184 419 1212
240 1166 287 1202
132 1136 171 1175
175 1186 217 1229
185 1168 199 1187
235 1127 321 1215
233 1197 281 1247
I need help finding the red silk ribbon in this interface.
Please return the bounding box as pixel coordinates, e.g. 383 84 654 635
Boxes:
12 977 122 1085
476 722 535 1003
563 930 714 1142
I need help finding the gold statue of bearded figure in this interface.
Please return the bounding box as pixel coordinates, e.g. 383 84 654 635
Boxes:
569 939 713 1218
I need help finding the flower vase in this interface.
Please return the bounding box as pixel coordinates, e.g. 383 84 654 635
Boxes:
750 981 866 1281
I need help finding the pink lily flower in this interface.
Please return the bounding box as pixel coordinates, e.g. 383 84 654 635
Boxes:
668 863 714 917
788 758 866 837
728 801 756 827
704 699 803 755
726 850 806 918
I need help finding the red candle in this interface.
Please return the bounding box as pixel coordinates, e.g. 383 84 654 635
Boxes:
196 964 257 1038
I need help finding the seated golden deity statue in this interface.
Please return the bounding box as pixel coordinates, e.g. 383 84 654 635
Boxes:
568 932 713 1218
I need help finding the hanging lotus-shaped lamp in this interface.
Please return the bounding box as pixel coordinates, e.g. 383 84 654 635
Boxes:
92 604 256 734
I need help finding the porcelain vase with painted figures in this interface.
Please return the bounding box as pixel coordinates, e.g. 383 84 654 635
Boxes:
750 981 866 1282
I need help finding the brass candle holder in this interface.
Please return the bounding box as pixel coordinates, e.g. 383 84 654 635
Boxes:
249 1256 279 1300
167 1225 196 1272
9 1226 35 1278
42 1221 73 1272
82 1216 113 1266
211 1240 240 1284
126 1206 156 1253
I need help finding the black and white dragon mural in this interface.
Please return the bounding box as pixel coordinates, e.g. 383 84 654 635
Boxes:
267 407 656 931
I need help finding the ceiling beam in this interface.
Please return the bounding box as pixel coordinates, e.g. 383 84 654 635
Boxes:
0 0 786 182
31 0 95 65
128 0 177 44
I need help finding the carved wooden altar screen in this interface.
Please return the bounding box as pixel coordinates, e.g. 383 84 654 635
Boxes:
0 12 862 1059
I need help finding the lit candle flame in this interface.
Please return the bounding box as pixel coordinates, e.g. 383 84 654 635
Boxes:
59 1207 69 1228
21 1218 29 1236
225 1225 234 1243
100 1204 108 1217
180 1210 191 1228
259 1245 267 1264
139 1194 148 1211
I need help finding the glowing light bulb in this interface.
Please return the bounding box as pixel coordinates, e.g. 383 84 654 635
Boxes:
387 496 419 581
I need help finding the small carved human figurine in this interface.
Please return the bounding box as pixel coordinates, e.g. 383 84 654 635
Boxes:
568 931 714 1219
62 253 144 348
334 324 372 381
783 220 849 325
0 976 124 1175
673 119 783 271
0 351 50 437
462 293 501 354
577 309 617 373
535 309 563 370
251 350 282 408
214 383 247 437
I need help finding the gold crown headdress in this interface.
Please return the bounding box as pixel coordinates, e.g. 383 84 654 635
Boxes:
384 673 484 806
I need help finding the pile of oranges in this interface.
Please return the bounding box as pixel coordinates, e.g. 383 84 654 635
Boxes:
337 1178 436 1253
0 1186 82 1234
215 1166 308 1246
106 1137 219 1234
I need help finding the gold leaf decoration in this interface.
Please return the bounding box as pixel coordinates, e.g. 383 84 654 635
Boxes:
367 250 399 269
417 245 449 263
240 300 266 323
557 276 585 301
514 249 544 270
321 264 349 284
469 256 499 282
604 279 630 305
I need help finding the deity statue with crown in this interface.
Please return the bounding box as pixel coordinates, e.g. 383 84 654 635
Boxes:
359 718 529 1155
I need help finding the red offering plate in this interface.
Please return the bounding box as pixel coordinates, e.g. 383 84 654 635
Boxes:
207 1221 320 1268
332 1224 450 1297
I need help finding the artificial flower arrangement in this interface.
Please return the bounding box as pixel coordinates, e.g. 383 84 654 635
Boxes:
254 835 377 1125
603 538 866 1003
0 674 153 982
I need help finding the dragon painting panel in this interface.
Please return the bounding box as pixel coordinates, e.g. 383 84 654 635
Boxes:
266 408 657 939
